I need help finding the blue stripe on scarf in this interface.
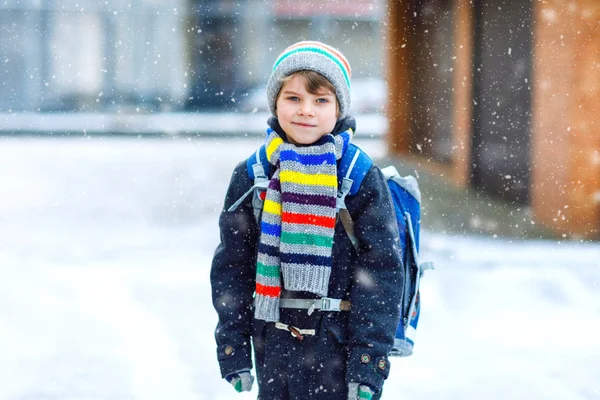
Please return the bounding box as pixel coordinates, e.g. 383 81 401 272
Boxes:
258 242 279 257
261 222 281 237
281 252 331 266
279 150 336 166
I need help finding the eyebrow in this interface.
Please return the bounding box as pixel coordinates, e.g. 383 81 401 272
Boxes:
281 90 334 96
313 91 335 96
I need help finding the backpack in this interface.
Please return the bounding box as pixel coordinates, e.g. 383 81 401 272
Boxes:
228 142 433 357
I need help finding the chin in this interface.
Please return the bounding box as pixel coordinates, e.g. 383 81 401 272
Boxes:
291 135 322 145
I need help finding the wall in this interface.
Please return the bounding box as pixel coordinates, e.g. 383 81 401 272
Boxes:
450 0 474 187
532 0 600 238
0 0 187 112
386 0 600 238
385 0 413 154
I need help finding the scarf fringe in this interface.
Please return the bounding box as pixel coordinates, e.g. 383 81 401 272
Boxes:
254 295 280 322
281 264 331 296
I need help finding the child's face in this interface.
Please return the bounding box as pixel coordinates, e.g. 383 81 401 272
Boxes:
275 74 338 145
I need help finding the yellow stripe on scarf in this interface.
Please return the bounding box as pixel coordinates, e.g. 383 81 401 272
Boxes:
263 199 282 216
266 137 284 162
280 170 337 187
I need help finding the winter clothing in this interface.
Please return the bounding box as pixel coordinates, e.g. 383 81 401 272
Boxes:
225 370 254 393
254 127 354 322
348 383 375 400
266 41 352 118
211 117 403 399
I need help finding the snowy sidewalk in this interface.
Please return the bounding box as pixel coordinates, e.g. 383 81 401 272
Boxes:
0 137 599 400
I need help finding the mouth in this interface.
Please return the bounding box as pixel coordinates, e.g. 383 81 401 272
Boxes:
292 122 317 128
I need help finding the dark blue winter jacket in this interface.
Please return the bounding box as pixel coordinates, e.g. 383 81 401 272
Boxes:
210 118 403 394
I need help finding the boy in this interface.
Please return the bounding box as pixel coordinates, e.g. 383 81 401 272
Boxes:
211 41 403 400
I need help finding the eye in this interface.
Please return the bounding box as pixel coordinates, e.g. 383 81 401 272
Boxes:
287 96 300 101
316 98 329 103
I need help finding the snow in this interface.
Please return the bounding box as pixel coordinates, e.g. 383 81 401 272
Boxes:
0 136 599 399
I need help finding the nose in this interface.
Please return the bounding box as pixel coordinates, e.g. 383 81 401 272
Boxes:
298 102 315 117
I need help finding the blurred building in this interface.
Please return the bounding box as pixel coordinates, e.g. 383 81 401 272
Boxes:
0 0 384 112
0 0 187 112
186 0 385 109
386 0 600 239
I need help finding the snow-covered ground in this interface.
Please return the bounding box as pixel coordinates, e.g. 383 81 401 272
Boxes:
0 136 598 400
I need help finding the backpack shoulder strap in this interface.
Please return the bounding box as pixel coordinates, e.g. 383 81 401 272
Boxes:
337 144 373 252
227 145 271 219
337 143 373 198
246 145 270 181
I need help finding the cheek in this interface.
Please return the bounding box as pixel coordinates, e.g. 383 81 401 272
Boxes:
276 100 290 118
275 104 285 121
326 108 338 125
275 95 285 112
325 119 337 132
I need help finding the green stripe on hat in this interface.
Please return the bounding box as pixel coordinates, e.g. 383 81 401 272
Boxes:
273 47 351 89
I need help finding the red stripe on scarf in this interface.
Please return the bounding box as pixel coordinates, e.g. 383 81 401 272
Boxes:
256 283 281 298
282 212 336 229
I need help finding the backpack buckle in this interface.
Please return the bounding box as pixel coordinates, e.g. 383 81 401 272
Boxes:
336 177 354 211
320 297 341 312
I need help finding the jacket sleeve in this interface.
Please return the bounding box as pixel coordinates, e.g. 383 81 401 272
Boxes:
344 165 404 392
210 161 258 378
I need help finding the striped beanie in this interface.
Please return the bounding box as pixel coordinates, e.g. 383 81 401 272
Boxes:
266 41 352 118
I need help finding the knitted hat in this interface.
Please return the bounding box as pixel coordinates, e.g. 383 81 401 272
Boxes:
266 41 352 118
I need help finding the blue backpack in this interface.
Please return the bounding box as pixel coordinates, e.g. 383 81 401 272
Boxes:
229 142 433 357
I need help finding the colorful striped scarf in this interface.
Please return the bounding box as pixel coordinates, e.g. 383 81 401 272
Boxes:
254 127 353 322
